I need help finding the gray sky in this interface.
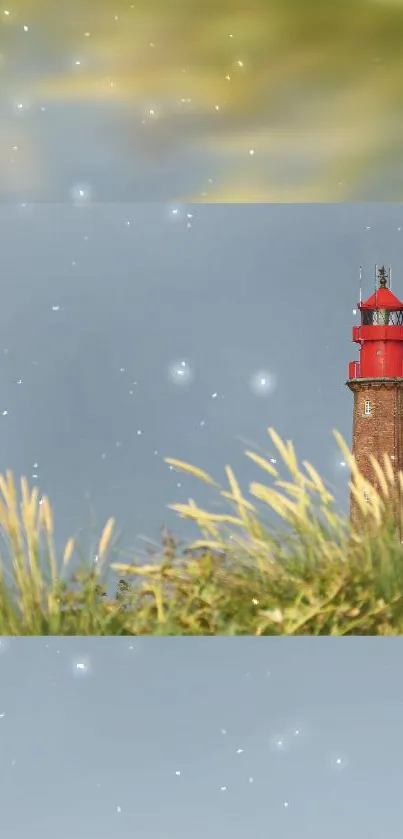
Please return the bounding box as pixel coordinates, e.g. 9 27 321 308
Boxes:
0 202 402 555
1 637 403 839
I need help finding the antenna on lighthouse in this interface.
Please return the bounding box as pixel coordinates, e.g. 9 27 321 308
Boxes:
374 264 378 292
359 265 362 304
390 265 392 291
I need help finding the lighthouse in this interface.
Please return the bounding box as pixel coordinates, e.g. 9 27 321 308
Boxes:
347 265 403 531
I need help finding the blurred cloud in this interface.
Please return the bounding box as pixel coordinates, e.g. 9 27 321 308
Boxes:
2 0 403 200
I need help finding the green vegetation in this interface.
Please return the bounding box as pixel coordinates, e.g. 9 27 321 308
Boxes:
0 427 403 635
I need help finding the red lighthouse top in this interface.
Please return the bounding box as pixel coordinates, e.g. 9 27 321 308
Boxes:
360 266 403 311
348 266 403 381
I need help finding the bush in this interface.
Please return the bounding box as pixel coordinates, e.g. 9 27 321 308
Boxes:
1 428 403 634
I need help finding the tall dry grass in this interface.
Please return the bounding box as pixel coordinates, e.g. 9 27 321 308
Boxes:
0 427 403 634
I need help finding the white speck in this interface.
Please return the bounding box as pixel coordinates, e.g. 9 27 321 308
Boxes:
248 777 254 783
0 712 5 718
284 801 289 808
250 370 277 396
72 657 90 676
116 805 121 814
366 226 371 230
200 420 206 427
52 305 60 311
221 728 227 735
236 748 243 754
2 410 8 416
168 359 194 386
249 149 255 155
71 183 92 205
293 729 300 736
23 24 28 31
329 752 349 771
220 786 227 792
16 379 22 384
398 227 401 232
175 770 181 776
212 392 218 399
137 429 142 435
101 452 106 459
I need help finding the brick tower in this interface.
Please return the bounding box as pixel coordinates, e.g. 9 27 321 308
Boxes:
347 265 403 532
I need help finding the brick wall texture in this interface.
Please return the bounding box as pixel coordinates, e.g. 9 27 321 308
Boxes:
347 379 403 530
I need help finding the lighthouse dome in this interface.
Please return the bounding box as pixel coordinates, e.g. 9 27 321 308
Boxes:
360 286 403 311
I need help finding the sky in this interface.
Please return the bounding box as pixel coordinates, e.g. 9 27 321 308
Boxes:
0 201 403 558
0 636 402 839
3 1 403 203
2 0 403 570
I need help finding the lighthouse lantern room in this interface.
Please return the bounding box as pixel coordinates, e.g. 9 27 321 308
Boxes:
348 265 403 380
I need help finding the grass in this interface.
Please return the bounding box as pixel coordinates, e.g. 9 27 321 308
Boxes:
1 426 403 634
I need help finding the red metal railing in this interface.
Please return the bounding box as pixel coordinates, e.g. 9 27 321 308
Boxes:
348 361 361 379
